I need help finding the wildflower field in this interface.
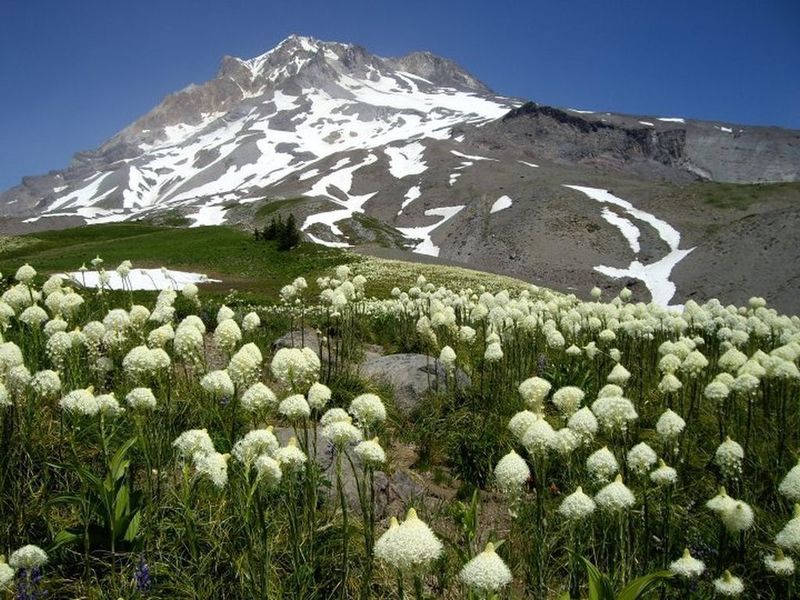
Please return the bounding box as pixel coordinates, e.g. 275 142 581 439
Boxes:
0 233 799 599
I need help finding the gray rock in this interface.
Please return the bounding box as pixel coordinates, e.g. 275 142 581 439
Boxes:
274 425 335 471
271 327 320 356
361 343 385 364
331 463 425 520
274 425 423 518
359 353 470 415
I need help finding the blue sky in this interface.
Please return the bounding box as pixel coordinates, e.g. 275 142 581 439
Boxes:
1 0 798 191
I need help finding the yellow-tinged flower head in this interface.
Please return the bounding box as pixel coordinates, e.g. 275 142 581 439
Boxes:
458 542 513 592
375 508 443 573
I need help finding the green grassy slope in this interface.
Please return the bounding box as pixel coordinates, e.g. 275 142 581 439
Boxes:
0 223 349 300
0 223 536 305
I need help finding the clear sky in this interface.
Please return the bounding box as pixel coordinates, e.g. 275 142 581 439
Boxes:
1 0 798 191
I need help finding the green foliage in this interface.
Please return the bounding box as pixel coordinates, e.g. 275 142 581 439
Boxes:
258 213 301 250
447 489 481 563
691 181 800 210
277 213 302 251
445 409 508 492
263 214 282 241
577 557 673 600
52 436 142 554
408 387 512 491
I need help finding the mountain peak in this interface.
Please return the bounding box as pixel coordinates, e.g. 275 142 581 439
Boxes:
243 34 319 63
388 50 492 94
1 35 516 219
223 36 491 95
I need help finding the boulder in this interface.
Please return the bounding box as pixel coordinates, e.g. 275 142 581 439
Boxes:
271 327 321 356
274 425 424 519
358 353 470 415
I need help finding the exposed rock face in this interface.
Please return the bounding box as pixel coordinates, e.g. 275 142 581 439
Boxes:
682 126 800 182
486 102 800 183
387 51 492 93
485 102 690 178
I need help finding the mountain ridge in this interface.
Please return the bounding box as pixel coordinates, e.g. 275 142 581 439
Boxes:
2 35 799 311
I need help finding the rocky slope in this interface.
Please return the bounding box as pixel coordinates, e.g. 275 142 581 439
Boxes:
2 35 799 311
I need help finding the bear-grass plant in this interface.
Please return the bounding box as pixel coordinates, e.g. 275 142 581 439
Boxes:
0 258 799 598
345 272 800 598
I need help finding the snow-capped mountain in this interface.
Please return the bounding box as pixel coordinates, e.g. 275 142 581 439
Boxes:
2 35 516 225
3 35 800 311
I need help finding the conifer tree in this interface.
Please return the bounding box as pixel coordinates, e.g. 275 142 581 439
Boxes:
264 215 281 240
277 213 301 250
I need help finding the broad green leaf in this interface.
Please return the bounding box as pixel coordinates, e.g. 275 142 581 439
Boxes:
77 465 104 493
114 484 130 521
49 494 83 507
124 510 141 542
581 557 615 600
110 437 137 481
51 529 79 550
617 570 673 600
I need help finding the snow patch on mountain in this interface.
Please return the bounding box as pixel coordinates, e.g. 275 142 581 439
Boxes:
23 206 126 225
564 185 694 308
332 158 351 169
305 233 352 248
490 195 512 214
141 111 226 152
301 154 378 242
188 205 228 227
397 205 465 257
272 90 301 111
298 169 320 181
384 142 427 178
451 150 497 161
48 172 114 212
600 207 640 253
398 185 422 214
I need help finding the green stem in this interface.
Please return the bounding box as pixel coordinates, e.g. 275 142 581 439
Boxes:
618 512 627 585
413 574 424 600
255 491 271 598
181 464 199 565
285 475 304 598
336 449 349 600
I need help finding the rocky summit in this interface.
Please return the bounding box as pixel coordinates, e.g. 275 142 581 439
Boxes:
2 35 799 311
